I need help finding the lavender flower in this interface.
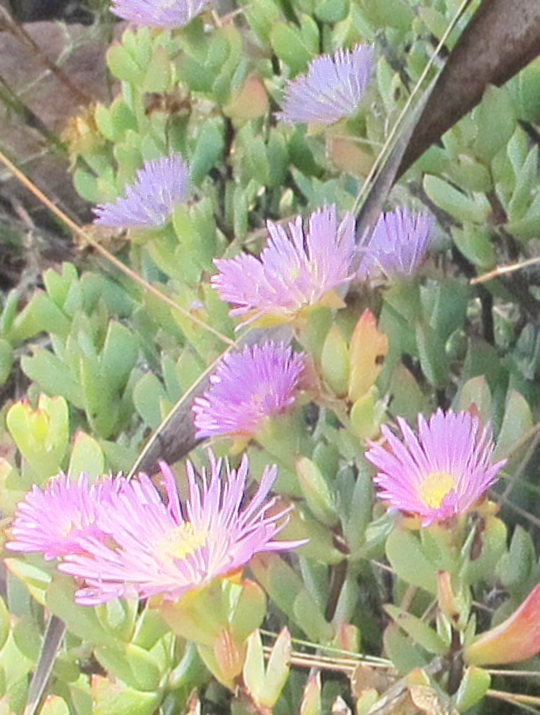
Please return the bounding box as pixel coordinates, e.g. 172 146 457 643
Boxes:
212 206 356 325
94 154 189 228
60 454 301 604
6 474 121 560
109 0 211 28
278 44 373 125
193 342 305 439
365 410 506 526
357 207 433 281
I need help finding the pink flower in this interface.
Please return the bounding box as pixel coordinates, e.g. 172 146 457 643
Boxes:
60 454 302 605
278 45 373 125
212 206 355 326
365 410 506 526
357 207 433 281
193 342 305 439
94 155 189 228
6 474 121 560
109 0 211 28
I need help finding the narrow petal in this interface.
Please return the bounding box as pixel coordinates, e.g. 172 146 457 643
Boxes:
109 0 211 27
6 473 121 560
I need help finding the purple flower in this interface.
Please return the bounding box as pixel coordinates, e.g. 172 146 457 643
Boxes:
109 0 211 27
357 207 433 281
212 206 356 325
6 474 121 560
193 342 305 439
278 44 373 125
94 155 189 228
60 454 301 605
365 410 506 526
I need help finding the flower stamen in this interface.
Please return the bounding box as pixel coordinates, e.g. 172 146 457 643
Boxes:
418 471 456 509
158 523 208 561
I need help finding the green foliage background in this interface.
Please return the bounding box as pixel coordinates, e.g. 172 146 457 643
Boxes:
1 0 540 713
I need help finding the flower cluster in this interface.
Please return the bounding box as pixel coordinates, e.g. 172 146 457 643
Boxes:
365 409 506 526
7 454 298 605
193 342 306 439
7 474 123 560
212 205 356 325
94 154 190 229
279 45 374 125
357 207 433 281
109 0 211 28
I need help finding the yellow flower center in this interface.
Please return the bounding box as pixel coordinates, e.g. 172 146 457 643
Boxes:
418 471 456 509
158 523 208 561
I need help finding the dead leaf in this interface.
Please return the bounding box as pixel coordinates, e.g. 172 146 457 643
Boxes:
409 685 458 715
348 309 389 403
351 663 395 698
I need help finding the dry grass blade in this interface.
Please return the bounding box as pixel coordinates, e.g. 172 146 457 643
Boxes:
472 256 540 285
260 629 392 668
398 0 540 176
270 648 355 675
487 669 540 678
486 689 540 714
353 85 435 253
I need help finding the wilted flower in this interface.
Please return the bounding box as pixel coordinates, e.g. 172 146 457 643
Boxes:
193 342 305 439
357 207 433 281
109 0 211 27
365 410 506 526
278 44 373 125
60 454 301 604
6 474 121 560
94 154 189 228
212 206 356 325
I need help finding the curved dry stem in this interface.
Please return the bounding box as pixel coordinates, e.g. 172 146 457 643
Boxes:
472 256 540 285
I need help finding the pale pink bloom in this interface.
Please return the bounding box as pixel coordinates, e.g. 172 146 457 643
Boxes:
358 207 433 281
365 410 506 526
60 454 302 604
193 342 305 439
212 206 355 325
278 45 373 125
6 474 121 560
110 0 211 28
94 155 189 228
